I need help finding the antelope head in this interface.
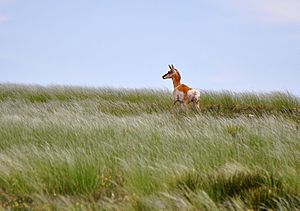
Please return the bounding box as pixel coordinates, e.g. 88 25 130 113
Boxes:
162 64 179 79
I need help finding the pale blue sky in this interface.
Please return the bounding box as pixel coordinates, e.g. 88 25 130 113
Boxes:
0 0 299 94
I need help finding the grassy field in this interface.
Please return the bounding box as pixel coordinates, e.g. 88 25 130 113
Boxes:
0 83 300 210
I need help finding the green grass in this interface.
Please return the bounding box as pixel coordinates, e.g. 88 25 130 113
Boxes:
0 83 299 210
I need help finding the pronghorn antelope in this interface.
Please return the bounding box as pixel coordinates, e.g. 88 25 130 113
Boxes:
162 64 200 113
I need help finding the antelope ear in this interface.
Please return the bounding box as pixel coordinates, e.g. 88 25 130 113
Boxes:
168 65 172 70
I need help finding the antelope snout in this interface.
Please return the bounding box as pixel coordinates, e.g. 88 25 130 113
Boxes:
162 74 168 79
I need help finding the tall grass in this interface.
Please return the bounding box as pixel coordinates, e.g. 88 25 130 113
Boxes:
0 83 299 210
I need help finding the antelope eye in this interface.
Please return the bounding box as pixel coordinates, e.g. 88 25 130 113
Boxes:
168 71 171 74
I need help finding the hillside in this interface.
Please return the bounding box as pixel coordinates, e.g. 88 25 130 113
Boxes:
0 84 300 210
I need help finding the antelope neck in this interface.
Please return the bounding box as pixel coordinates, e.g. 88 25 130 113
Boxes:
172 74 181 88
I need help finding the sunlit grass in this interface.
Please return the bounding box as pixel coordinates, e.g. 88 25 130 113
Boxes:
0 83 299 210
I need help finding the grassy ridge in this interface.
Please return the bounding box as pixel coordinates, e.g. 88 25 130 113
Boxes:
0 84 300 210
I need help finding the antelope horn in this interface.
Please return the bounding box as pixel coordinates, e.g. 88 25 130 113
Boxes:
168 64 172 70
